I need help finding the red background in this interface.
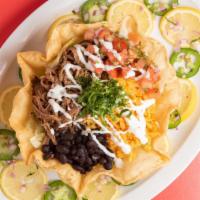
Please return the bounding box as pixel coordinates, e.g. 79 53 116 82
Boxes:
0 0 200 199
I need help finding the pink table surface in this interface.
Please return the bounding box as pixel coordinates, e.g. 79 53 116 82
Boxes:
0 0 200 199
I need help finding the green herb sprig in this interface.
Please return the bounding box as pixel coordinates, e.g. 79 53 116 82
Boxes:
78 79 127 117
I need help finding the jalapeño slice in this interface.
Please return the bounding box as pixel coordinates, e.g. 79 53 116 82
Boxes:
81 0 109 23
168 110 181 129
170 48 200 78
144 0 179 16
43 180 77 200
0 129 20 160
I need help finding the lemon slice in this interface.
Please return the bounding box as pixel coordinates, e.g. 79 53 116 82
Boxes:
83 176 118 200
48 13 82 38
0 85 21 127
0 161 48 200
107 0 153 35
160 7 200 45
178 79 198 121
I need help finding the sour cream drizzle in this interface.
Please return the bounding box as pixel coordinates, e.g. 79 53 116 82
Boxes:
48 85 78 101
99 39 122 61
64 63 82 89
48 99 72 120
125 98 155 144
91 134 123 168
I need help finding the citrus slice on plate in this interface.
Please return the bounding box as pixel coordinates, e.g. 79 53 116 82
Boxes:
160 7 200 45
107 0 153 35
48 13 82 38
82 176 118 200
178 79 198 121
0 85 21 127
0 161 48 200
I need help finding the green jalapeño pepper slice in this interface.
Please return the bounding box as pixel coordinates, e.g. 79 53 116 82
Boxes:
144 0 179 16
81 0 108 23
168 110 181 129
170 48 200 78
0 129 20 160
43 180 77 200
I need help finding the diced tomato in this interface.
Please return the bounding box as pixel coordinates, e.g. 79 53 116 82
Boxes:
97 28 113 41
104 59 112 65
86 44 95 54
107 52 118 64
113 38 128 52
84 29 95 41
95 68 104 74
121 67 130 77
107 68 123 79
128 32 141 44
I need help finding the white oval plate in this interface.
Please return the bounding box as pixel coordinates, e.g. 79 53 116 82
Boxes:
0 0 200 199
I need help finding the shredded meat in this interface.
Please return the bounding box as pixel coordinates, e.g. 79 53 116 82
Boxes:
32 42 92 144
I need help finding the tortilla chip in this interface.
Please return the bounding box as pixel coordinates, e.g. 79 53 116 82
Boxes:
9 21 181 196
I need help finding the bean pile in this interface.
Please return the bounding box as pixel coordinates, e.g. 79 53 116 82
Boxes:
42 126 114 174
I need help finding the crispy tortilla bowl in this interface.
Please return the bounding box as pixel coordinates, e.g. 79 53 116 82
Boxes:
9 20 181 197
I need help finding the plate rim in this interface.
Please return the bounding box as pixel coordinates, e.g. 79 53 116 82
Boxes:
0 0 200 199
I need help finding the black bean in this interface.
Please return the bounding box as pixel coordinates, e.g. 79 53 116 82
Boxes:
82 135 88 143
91 154 100 162
87 140 96 148
62 133 74 141
103 160 113 170
56 145 69 154
42 145 51 153
99 157 107 165
73 164 85 174
43 152 54 160
86 157 93 166
85 165 92 171
75 136 82 144
42 129 114 173
73 156 79 161
57 154 69 164
71 148 77 155
77 148 86 157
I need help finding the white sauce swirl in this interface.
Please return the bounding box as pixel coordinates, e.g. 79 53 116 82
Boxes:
48 99 72 120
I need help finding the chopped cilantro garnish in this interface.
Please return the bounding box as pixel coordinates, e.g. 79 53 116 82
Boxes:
77 76 92 89
78 79 127 117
